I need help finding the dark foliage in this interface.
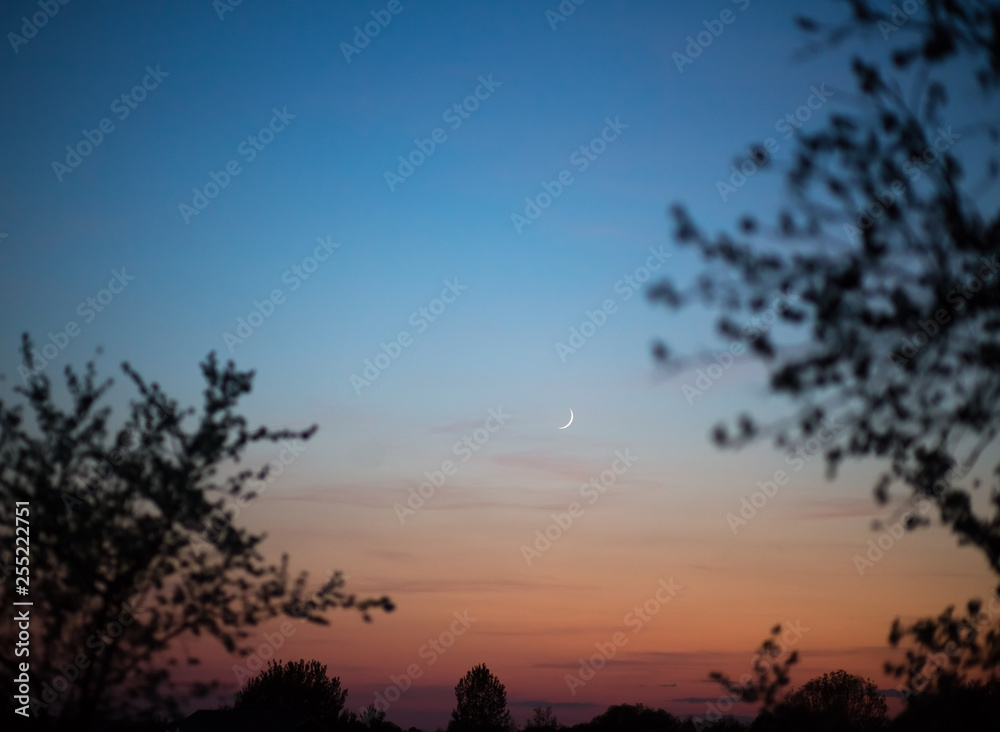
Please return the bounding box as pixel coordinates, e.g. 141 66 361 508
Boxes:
706 625 800 717
524 705 560 731
233 659 346 730
447 663 513 732
0 336 392 729
649 0 1000 693
575 703 687 731
782 669 886 731
888 677 1000 731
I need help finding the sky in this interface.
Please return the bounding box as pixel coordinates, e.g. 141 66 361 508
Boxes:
0 0 996 729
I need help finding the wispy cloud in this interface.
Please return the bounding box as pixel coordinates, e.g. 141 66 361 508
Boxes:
373 577 590 594
491 450 598 481
426 418 494 434
784 497 879 521
674 696 753 704
511 700 600 711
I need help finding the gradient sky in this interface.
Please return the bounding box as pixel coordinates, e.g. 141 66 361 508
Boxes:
1 1 995 729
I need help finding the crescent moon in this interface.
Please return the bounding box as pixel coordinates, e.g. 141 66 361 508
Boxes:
558 409 574 430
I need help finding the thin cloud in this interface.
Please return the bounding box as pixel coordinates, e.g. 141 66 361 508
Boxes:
511 700 599 711
373 577 590 594
674 697 753 704
491 450 597 481
784 497 880 521
426 418 494 434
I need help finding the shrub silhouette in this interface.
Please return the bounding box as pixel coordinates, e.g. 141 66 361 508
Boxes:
234 658 346 729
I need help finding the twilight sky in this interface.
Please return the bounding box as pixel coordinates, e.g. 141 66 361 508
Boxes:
0 0 994 729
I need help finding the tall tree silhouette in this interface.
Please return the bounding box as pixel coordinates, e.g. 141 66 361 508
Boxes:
0 336 392 729
650 0 1000 689
447 663 512 732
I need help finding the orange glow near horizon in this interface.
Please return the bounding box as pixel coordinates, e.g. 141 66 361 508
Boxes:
172 449 997 729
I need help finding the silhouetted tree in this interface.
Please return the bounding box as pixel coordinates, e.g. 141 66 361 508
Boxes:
358 702 386 728
447 663 512 732
524 705 560 731
783 669 886 730
0 336 393 729
649 0 1000 691
233 659 346 729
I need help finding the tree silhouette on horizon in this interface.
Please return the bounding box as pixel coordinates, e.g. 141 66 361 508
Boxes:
0 335 393 729
234 658 346 729
783 669 887 731
447 663 513 732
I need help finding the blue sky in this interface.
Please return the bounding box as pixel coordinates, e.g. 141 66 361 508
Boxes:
0 1 864 471
1 0 852 407
4 1 996 728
